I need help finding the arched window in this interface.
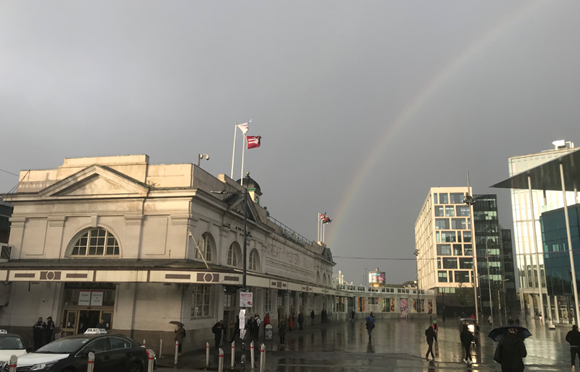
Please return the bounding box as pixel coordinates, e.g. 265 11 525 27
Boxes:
227 242 241 267
71 228 119 257
249 249 260 271
196 233 214 262
316 272 321 285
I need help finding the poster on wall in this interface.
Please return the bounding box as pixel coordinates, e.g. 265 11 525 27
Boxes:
390 298 395 312
400 298 408 318
413 299 417 312
79 291 91 306
91 291 103 306
428 299 433 314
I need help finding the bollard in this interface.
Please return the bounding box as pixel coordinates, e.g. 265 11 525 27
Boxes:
159 339 163 358
147 349 155 372
260 344 266 372
218 348 224 372
206 342 210 366
174 341 179 365
8 355 17 372
231 340 235 368
250 340 255 369
87 352 95 372
142 339 146 347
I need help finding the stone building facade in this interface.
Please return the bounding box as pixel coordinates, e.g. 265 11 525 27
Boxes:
0 155 336 353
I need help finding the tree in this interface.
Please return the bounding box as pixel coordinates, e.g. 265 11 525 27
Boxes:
456 282 474 308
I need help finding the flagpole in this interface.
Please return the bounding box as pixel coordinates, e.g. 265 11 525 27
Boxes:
231 124 237 179
240 135 246 185
317 215 320 242
322 223 325 243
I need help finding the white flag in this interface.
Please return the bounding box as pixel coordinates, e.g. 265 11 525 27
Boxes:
237 119 251 134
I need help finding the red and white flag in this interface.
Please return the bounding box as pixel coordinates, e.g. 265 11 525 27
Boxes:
246 135 261 149
318 213 326 221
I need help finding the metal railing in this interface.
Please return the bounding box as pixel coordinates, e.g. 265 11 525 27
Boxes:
267 216 313 247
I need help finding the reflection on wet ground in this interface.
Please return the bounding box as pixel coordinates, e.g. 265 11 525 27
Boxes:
264 317 572 371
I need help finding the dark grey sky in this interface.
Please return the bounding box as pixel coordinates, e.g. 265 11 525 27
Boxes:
1 1 579 284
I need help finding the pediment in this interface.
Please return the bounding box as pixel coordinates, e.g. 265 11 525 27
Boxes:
39 165 149 198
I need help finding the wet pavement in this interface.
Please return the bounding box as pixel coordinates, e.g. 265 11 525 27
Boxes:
158 317 574 371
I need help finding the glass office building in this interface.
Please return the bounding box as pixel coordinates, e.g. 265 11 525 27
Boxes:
541 203 580 322
473 194 518 319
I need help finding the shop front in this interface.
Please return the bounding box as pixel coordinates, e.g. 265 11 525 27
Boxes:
60 282 116 335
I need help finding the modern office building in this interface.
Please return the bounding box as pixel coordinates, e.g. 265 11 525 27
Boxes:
508 140 577 317
473 194 518 320
541 203 580 323
415 187 476 316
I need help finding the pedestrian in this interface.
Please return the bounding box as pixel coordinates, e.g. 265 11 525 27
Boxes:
44 316 55 346
247 315 255 339
96 318 106 329
278 321 286 348
288 314 294 331
351 309 355 322
263 313 270 340
488 315 493 325
432 320 438 335
32 317 45 350
515 317 520 325
174 324 186 356
365 313 375 339
498 327 527 372
232 316 240 342
425 323 437 361
298 312 304 330
566 324 580 370
460 324 474 364
212 320 226 353
254 314 261 340
311 310 315 325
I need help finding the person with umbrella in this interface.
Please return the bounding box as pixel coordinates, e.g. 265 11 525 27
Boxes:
566 324 580 370
172 322 186 356
365 312 375 339
488 321 529 372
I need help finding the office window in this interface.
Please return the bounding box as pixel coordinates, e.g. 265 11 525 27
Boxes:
452 218 466 230
434 206 444 217
453 244 463 256
455 271 470 283
433 193 438 204
463 231 472 242
435 219 449 229
450 193 464 204
449 271 454 282
456 206 470 216
464 245 473 256
438 271 448 282
436 232 440 243
439 193 448 204
437 258 441 269
445 206 455 217
437 244 451 255
460 258 473 269
441 231 456 242
443 258 458 269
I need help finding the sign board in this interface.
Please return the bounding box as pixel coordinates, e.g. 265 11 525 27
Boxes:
265 324 273 340
240 292 253 308
79 291 91 306
369 272 386 285
91 291 103 306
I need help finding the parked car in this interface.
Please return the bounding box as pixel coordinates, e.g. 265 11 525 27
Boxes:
0 330 150 372
0 330 28 361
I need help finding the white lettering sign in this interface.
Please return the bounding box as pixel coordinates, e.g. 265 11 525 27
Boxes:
91 291 103 306
79 291 91 306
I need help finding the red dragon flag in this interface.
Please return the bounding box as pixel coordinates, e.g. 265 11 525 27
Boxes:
318 213 326 221
246 135 262 149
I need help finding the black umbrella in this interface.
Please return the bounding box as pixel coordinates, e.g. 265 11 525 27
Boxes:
170 321 184 327
488 325 532 342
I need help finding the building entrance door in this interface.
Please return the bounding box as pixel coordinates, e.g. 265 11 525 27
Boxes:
61 308 114 335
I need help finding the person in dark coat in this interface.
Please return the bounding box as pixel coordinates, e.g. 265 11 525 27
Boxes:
460 324 474 364
231 316 240 342
351 310 355 322
32 317 46 350
44 316 55 346
566 325 580 369
298 313 304 330
424 324 437 361
310 310 315 325
278 321 286 347
212 320 226 353
174 324 186 356
499 327 527 372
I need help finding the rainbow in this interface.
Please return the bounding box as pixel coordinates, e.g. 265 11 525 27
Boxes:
327 0 545 248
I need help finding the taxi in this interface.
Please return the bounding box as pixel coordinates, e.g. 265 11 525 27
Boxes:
0 330 27 361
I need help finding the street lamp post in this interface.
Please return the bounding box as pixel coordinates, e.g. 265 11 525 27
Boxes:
364 267 368 290
502 279 509 322
485 237 493 324
414 250 420 318
464 173 479 323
